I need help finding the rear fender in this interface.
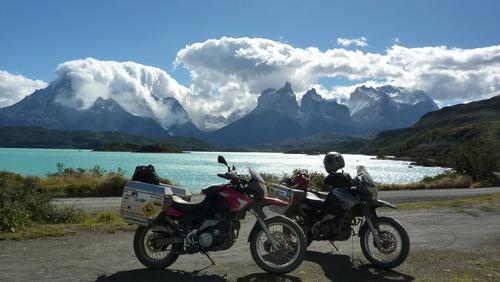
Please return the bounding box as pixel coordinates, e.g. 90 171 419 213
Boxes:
262 197 289 206
166 207 184 217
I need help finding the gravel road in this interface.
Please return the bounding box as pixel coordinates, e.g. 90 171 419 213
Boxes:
54 187 500 213
1 207 499 282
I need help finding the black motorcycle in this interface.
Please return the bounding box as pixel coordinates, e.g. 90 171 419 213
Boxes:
283 166 410 269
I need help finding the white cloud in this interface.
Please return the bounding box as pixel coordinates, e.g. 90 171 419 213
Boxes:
175 37 500 129
54 58 192 129
336 37 368 47
3 38 500 132
0 71 47 107
312 80 386 104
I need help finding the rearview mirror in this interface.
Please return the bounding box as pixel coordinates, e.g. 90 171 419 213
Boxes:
217 155 228 167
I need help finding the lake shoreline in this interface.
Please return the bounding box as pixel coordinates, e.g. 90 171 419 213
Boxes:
0 148 449 192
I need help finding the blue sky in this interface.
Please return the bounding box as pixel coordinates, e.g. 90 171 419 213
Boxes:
1 0 499 83
0 0 499 127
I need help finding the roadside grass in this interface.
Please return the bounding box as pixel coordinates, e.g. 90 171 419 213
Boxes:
1 163 172 198
0 169 140 237
263 170 499 191
378 172 499 191
37 173 128 197
0 210 134 240
376 172 472 190
399 248 500 282
395 192 500 211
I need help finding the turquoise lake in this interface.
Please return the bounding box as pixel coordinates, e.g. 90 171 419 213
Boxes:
0 148 448 192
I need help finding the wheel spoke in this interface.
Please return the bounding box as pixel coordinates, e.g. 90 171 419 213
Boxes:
364 222 403 264
255 222 301 268
143 228 173 261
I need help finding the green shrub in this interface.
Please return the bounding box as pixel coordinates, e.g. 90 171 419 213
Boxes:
3 164 172 199
448 140 498 181
377 172 472 190
0 172 84 232
262 168 496 192
260 169 328 191
93 210 123 224
259 172 283 187
40 163 171 197
39 163 129 197
0 175 30 232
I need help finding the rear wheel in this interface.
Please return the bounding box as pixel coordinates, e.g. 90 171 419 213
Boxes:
359 217 409 269
249 216 307 274
133 225 179 269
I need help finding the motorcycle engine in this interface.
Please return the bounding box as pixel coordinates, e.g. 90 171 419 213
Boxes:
198 228 222 249
316 216 351 241
192 213 238 251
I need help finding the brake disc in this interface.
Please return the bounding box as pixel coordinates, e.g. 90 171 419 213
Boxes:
377 231 397 254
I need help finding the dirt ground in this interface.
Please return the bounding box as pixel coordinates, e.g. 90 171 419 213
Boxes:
1 208 499 282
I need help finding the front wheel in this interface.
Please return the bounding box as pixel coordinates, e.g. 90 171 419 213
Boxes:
133 225 179 269
249 216 307 274
359 217 410 269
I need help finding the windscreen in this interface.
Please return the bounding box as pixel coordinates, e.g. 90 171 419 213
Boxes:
248 167 267 197
249 167 265 184
356 165 375 187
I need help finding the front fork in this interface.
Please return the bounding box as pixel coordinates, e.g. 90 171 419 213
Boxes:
363 207 382 248
251 206 279 249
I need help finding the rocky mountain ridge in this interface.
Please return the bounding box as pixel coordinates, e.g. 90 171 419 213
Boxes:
0 78 438 147
206 82 439 146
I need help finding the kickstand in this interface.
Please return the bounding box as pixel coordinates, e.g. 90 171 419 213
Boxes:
349 232 362 266
204 252 216 265
329 240 340 252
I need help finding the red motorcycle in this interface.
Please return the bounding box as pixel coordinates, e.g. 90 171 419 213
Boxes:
128 156 307 274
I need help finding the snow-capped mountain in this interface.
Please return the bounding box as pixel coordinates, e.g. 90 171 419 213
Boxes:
0 60 439 146
207 82 354 147
208 82 439 146
0 59 203 137
206 82 304 146
349 85 439 132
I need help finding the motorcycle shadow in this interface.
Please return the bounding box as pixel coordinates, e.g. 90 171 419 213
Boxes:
94 268 301 282
94 268 227 282
305 250 415 282
94 253 414 282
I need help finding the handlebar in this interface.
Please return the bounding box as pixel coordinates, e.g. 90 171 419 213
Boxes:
217 171 240 181
217 173 231 180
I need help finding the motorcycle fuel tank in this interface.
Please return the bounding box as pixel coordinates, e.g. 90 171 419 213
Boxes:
219 185 255 212
328 188 360 210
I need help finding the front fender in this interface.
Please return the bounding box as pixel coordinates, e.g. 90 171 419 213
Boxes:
247 215 286 242
373 199 397 209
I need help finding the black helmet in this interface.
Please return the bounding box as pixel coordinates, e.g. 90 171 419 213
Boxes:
323 152 345 173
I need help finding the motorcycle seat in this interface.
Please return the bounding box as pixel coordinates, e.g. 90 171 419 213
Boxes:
312 190 329 199
171 195 209 213
306 191 324 201
304 191 325 208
